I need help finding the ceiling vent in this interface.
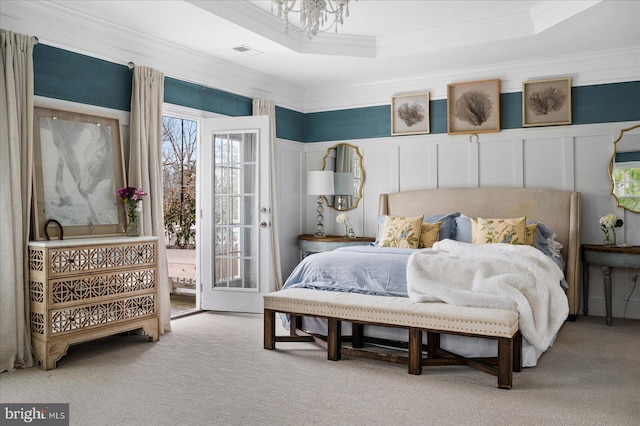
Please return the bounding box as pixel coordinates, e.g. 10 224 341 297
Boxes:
233 45 264 56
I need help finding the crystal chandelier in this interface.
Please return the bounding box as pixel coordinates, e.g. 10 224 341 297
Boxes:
272 0 355 39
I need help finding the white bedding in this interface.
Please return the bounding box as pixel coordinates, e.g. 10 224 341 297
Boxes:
407 239 569 352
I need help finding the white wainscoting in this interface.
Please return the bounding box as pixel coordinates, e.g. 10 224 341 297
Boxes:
289 121 640 320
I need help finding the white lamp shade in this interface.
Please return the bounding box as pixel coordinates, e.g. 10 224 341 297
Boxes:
334 172 354 195
307 170 335 196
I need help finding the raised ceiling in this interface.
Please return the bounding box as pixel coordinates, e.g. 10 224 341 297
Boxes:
1 0 639 112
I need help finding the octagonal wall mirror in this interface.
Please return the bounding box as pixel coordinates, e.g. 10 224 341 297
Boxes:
322 143 364 211
609 124 640 214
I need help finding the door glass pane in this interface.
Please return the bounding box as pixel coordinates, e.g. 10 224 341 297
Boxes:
213 131 258 290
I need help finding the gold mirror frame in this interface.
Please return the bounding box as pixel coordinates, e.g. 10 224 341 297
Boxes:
322 143 364 211
609 124 640 214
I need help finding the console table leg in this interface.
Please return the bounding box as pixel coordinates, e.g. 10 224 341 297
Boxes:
582 262 590 316
602 266 613 326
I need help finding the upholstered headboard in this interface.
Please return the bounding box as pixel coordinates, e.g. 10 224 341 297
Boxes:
378 187 582 317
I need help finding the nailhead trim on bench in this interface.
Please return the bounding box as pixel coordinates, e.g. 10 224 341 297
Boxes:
264 289 518 338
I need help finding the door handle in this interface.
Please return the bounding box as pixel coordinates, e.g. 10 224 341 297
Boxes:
259 221 270 228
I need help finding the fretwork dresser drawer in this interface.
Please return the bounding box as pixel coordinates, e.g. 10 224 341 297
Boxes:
28 236 160 370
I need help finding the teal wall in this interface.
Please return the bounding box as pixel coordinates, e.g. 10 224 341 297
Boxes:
34 44 640 143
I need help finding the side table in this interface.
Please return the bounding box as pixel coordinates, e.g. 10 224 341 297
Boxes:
298 234 375 258
581 244 640 326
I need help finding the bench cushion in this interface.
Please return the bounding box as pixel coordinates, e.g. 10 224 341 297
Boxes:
264 288 519 338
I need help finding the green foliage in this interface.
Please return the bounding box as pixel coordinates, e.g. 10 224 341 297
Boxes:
612 166 640 212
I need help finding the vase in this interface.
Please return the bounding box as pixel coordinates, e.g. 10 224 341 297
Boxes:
347 226 356 239
125 202 142 236
602 227 617 247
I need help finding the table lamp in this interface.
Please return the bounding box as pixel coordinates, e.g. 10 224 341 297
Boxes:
307 170 334 237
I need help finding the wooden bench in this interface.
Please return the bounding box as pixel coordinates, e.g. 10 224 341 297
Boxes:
263 288 522 389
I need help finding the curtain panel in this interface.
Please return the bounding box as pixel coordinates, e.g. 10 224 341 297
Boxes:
129 65 172 333
0 30 36 372
252 99 283 290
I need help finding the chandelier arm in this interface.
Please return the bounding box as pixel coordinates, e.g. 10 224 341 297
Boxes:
271 0 355 39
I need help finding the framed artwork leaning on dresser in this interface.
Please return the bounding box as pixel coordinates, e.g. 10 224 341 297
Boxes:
32 106 127 240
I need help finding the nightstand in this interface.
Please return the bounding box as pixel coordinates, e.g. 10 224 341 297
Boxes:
298 234 375 258
581 244 640 326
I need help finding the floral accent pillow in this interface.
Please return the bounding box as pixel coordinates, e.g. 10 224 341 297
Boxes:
379 215 424 248
471 217 526 245
524 223 538 246
419 221 441 248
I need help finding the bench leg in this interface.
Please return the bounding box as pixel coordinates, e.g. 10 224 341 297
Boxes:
497 336 513 390
427 331 440 358
264 309 275 350
408 327 423 375
328 318 342 361
513 331 522 372
352 322 364 348
289 314 301 336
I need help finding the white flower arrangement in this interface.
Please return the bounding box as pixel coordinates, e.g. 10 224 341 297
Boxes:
336 213 353 237
599 213 623 245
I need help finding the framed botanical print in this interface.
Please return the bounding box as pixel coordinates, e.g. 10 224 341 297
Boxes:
447 79 500 135
522 77 572 127
391 92 430 136
32 106 127 240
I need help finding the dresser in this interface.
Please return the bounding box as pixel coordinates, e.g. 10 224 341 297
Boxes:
28 236 160 370
582 244 640 326
298 234 376 257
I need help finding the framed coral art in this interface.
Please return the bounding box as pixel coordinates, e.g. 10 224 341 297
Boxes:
447 79 500 135
522 77 572 127
391 92 430 136
32 106 127 240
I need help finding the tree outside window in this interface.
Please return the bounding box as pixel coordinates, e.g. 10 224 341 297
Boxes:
162 116 197 248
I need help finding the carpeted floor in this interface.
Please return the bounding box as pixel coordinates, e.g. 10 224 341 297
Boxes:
1 313 639 426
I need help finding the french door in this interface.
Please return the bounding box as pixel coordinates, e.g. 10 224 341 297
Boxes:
197 115 272 313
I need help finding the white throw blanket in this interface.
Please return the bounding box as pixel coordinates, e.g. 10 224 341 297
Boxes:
406 239 569 352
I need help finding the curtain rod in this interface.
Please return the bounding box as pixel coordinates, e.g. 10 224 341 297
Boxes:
33 36 39 45
128 61 135 70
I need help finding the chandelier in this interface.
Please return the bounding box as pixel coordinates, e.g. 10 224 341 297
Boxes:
272 0 355 39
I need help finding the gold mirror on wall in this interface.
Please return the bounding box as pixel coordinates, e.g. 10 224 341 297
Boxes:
609 124 640 214
322 143 364 211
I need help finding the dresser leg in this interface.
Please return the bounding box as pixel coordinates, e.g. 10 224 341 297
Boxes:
602 266 613 326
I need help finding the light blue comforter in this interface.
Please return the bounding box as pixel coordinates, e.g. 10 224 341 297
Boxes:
282 246 414 297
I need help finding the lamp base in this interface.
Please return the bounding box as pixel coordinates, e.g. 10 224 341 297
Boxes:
315 195 326 238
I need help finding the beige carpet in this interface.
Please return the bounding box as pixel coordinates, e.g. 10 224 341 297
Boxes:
1 313 639 426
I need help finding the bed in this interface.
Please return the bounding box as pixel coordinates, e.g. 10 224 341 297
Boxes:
282 187 581 367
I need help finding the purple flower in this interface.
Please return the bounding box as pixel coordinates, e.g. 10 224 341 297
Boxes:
117 186 147 203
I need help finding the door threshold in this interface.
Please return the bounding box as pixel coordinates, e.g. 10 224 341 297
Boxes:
171 308 202 320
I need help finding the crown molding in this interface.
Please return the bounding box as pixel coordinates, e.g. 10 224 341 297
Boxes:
303 47 640 112
187 0 376 58
2 0 635 114
530 0 602 34
377 11 533 58
1 0 307 111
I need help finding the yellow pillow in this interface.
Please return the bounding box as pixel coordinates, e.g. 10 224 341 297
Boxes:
471 217 526 245
379 215 424 249
419 221 441 248
525 223 538 246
